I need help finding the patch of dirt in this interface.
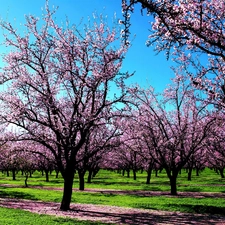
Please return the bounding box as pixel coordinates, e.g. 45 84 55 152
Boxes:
0 197 225 225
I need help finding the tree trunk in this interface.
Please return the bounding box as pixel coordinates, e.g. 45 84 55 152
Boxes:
87 169 92 183
219 168 225 178
127 169 130 178
188 167 192 181
55 170 59 178
167 169 178 195
12 169 16 181
25 173 29 187
60 171 75 211
78 170 85 191
45 169 49 182
133 169 136 180
146 167 152 184
196 168 200 176
170 175 177 195
93 168 99 178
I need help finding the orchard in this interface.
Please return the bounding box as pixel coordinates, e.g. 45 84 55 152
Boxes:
0 0 224 223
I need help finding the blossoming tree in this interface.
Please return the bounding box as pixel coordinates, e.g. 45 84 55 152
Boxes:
129 77 214 195
0 5 131 210
122 0 225 106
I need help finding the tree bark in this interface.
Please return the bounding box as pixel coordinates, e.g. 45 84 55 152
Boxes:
55 170 59 178
127 169 130 178
196 168 202 176
12 169 16 181
87 169 92 183
60 170 75 211
167 169 178 195
170 175 177 195
219 168 225 178
24 173 29 187
188 167 192 181
78 170 85 191
93 168 99 178
45 169 49 182
133 169 136 180
146 167 152 184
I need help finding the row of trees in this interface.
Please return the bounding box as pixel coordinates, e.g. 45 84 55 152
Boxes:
0 140 102 187
1 75 225 197
0 86 224 193
118 0 225 196
106 77 225 195
0 0 224 210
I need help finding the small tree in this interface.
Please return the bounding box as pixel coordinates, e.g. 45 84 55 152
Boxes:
75 122 121 190
206 116 225 178
116 116 145 180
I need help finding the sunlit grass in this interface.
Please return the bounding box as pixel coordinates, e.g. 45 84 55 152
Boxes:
1 168 224 192
0 168 225 215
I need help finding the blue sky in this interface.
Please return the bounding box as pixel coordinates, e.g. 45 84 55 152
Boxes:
0 0 175 92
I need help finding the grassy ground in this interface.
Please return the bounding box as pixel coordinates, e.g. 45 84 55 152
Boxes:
1 168 225 191
0 168 225 215
0 207 109 225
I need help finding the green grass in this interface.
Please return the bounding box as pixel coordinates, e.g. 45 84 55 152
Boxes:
0 185 225 214
0 207 111 225
1 168 224 192
0 168 225 216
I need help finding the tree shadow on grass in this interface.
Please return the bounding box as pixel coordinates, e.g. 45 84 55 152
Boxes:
91 181 142 186
133 202 225 216
68 206 225 225
167 204 225 215
0 187 38 201
150 180 170 185
50 180 63 184
142 186 164 191
1 198 225 224
181 187 202 192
